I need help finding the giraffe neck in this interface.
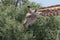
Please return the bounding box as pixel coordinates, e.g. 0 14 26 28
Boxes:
40 9 60 16
38 4 60 11
37 4 60 16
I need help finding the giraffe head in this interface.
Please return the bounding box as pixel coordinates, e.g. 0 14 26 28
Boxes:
23 6 42 29
27 6 42 15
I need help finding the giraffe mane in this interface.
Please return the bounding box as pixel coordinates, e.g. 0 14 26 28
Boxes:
38 4 60 12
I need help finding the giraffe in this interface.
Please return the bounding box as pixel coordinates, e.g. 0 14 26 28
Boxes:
23 4 60 29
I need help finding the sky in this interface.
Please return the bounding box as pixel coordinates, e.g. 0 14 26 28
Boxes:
29 0 60 7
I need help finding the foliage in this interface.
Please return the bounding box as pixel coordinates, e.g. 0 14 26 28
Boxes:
1 0 16 6
0 0 40 40
0 0 60 40
29 16 60 40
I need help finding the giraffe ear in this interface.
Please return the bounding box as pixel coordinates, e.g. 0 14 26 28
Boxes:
34 9 37 12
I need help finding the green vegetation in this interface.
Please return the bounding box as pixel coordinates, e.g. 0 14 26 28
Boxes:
0 0 60 40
